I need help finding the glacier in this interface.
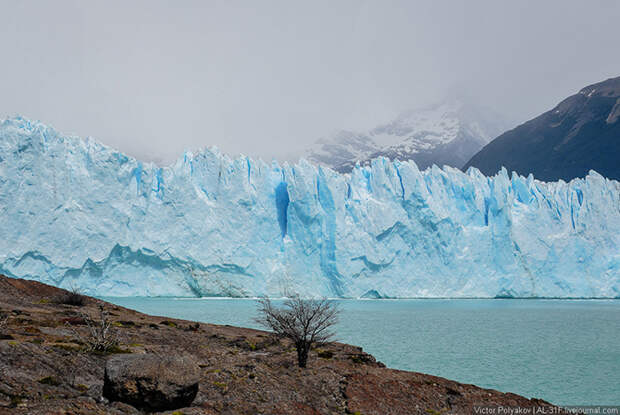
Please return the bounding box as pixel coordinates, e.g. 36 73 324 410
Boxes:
0 116 619 298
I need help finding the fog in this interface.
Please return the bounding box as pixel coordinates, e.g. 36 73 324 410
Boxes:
1 0 619 164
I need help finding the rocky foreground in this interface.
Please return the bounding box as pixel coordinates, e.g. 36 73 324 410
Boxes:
0 275 553 414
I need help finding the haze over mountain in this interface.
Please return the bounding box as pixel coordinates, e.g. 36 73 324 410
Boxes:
465 76 620 181
304 99 508 173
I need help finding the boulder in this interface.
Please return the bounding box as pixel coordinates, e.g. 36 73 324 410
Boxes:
103 353 200 411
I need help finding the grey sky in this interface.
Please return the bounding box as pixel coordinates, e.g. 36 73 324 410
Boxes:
1 0 619 164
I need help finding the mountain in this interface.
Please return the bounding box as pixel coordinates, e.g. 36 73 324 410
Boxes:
305 100 508 173
464 76 620 181
1 116 619 298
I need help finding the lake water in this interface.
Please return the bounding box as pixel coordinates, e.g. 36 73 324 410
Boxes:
101 297 620 405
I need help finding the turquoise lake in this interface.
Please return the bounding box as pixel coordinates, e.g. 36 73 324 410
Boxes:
101 297 620 405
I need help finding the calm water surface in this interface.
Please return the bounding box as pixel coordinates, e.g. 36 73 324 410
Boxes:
101 297 620 405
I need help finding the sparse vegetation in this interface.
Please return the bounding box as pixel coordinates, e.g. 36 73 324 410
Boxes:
349 353 373 364
255 294 339 368
67 304 119 353
213 381 227 390
38 376 61 386
185 322 200 332
75 384 89 393
54 286 86 306
317 349 334 359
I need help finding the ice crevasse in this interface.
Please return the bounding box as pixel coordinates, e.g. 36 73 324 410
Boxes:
0 117 619 298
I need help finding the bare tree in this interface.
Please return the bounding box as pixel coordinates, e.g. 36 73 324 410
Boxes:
67 304 119 353
255 295 339 368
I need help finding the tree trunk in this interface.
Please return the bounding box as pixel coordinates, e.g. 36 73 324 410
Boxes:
296 341 310 368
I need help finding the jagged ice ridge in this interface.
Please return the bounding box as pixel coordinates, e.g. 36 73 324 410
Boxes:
1 117 619 297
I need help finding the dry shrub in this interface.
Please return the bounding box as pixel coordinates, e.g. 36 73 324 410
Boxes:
67 304 119 353
55 286 86 307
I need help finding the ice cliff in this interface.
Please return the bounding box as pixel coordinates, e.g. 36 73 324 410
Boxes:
1 117 619 297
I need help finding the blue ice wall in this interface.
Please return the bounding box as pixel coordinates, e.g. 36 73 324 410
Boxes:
275 182 289 237
0 116 619 298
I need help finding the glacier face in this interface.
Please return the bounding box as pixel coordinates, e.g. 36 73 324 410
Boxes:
1 116 619 298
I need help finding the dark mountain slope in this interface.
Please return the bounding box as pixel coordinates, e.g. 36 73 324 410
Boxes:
464 76 620 181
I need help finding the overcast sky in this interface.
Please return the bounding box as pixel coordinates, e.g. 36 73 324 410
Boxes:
1 0 619 164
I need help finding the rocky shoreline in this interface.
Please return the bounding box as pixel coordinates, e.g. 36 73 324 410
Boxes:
0 275 554 414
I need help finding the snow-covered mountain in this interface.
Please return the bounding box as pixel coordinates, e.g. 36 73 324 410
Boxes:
1 116 619 298
306 100 508 173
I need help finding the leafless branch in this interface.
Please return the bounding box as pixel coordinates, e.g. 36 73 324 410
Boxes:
254 294 339 368
67 304 119 353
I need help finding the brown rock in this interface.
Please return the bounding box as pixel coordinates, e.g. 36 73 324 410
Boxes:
103 353 200 411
